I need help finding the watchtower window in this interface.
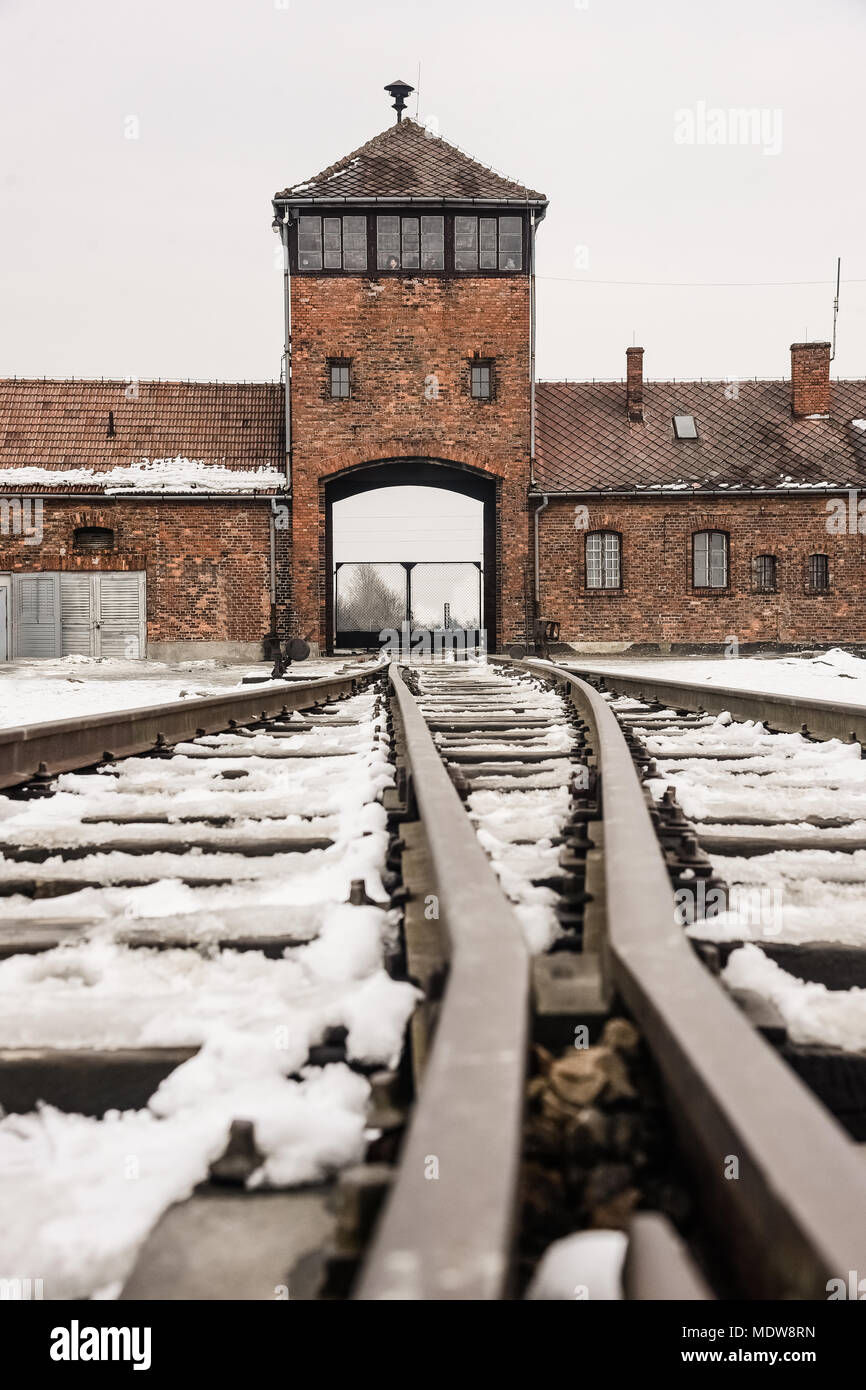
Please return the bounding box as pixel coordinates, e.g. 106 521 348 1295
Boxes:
455 215 523 271
74 527 114 553
323 216 367 271
376 215 444 271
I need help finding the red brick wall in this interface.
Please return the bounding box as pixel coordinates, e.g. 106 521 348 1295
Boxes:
541 496 866 645
0 500 272 644
290 273 533 647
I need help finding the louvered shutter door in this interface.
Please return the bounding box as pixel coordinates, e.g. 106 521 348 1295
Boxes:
12 574 61 657
97 573 145 657
60 574 95 656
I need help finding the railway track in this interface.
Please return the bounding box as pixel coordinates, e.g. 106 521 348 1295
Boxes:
1 654 864 1301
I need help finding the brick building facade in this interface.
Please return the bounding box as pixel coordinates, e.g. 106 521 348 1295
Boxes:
1 105 864 659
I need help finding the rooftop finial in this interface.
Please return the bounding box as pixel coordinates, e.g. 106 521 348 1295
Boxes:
384 78 414 123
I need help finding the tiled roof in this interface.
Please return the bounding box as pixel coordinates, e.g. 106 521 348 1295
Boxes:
534 380 866 493
275 118 546 204
0 379 283 482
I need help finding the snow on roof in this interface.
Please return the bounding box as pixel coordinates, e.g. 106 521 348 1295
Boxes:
0 456 285 494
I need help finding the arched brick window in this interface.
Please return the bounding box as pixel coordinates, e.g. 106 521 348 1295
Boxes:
73 527 114 553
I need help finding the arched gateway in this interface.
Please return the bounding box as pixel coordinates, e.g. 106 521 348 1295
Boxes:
327 458 495 649
272 105 548 654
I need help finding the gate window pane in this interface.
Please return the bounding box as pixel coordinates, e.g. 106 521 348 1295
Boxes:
455 215 478 271
808 553 829 592
335 563 406 634
498 215 522 270
377 216 401 269
586 531 621 589
421 216 444 269
401 217 420 269
694 530 728 588
298 216 322 270
410 563 482 630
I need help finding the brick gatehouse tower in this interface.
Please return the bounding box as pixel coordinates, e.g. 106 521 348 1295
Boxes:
272 81 547 652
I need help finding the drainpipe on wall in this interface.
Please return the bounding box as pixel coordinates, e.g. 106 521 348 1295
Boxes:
533 491 549 619
268 498 279 606
529 209 538 486
275 207 293 492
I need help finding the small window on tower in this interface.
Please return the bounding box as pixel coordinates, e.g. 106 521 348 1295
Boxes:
328 360 351 399
470 361 493 400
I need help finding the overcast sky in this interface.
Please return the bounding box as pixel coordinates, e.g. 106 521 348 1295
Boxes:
2 0 864 387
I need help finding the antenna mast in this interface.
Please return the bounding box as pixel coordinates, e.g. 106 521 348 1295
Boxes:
831 256 841 361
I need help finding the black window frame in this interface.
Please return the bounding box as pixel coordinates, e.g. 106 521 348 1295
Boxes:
752 553 777 593
692 530 729 590
807 553 830 593
327 358 352 400
290 209 528 276
297 214 368 272
585 530 623 591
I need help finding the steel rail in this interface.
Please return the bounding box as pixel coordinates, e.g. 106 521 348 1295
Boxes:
355 663 530 1301
0 664 383 788
520 658 866 1299
554 660 866 744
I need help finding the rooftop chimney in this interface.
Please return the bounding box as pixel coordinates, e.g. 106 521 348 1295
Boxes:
790 341 831 418
384 79 414 123
626 346 644 422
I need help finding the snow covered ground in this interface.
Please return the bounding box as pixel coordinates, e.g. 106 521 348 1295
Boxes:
611 691 866 1052
0 680 419 1299
419 664 577 953
565 647 866 707
0 654 375 729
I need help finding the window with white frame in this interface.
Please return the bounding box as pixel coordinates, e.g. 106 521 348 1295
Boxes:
586 531 622 589
693 530 728 588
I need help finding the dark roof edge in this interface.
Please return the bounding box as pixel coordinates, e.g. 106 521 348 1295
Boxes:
273 195 548 208
0 378 281 388
529 487 862 500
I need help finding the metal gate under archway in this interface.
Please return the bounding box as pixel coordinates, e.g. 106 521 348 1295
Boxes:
334 560 482 649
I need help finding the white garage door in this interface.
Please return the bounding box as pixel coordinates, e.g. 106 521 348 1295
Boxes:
61 573 146 658
11 573 146 658
12 575 62 657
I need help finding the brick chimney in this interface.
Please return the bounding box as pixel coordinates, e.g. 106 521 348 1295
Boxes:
790 341 831 418
626 346 644 422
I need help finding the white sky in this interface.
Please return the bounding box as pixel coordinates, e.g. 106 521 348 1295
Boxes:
2 0 865 386
332 487 483 562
